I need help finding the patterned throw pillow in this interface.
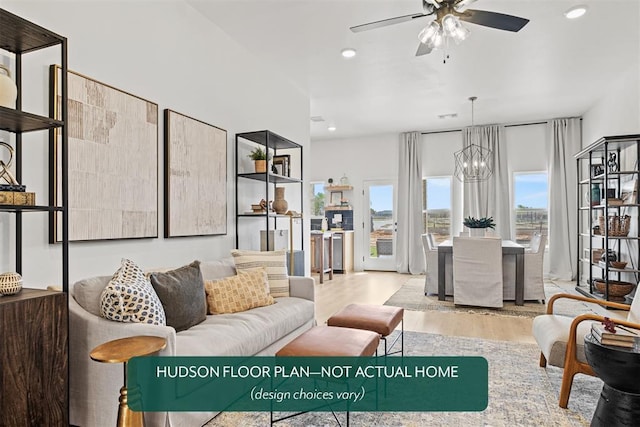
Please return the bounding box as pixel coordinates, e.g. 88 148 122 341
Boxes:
231 249 289 297
204 267 275 314
100 258 166 325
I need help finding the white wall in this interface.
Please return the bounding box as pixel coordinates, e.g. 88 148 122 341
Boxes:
310 133 398 270
0 1 310 285
582 63 640 146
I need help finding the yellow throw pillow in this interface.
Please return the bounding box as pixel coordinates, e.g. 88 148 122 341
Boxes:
204 268 275 315
231 249 290 297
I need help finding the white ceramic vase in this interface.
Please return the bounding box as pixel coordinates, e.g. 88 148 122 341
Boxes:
469 228 485 238
0 65 17 108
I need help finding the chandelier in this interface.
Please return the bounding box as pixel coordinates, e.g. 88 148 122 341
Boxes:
454 96 493 182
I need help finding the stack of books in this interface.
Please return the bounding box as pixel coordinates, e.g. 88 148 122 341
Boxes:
591 322 640 348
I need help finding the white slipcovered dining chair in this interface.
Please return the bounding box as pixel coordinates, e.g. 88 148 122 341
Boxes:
422 233 452 296
452 237 503 308
503 233 547 302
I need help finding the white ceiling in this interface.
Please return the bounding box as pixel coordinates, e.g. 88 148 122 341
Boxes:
189 0 640 140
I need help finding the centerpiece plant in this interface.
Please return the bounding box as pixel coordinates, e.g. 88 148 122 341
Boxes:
463 216 496 229
463 217 496 237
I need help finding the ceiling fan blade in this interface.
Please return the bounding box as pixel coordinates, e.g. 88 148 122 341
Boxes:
415 42 433 56
350 12 429 33
459 9 529 32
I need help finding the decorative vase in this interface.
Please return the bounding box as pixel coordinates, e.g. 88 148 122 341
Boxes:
254 159 267 173
272 187 288 214
590 184 601 206
0 64 17 108
0 271 22 295
469 228 485 237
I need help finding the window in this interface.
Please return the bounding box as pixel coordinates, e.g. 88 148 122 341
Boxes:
514 172 548 246
310 182 325 216
422 177 452 244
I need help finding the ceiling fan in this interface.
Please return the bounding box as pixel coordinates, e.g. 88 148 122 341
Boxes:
350 0 530 57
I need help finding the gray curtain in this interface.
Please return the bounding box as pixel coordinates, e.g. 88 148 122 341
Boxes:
462 125 511 239
396 131 424 274
547 118 581 280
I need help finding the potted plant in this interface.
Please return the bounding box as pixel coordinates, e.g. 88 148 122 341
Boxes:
463 216 496 237
247 147 271 173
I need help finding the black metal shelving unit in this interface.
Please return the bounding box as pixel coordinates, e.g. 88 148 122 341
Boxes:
0 7 68 424
235 130 304 268
575 135 640 303
0 8 68 288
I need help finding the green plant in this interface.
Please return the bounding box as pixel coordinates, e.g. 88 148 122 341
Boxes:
463 216 496 229
247 147 271 161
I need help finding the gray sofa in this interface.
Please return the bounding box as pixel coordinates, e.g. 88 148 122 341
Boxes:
69 258 315 427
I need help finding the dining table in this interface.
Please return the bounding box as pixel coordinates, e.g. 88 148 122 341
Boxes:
437 239 525 306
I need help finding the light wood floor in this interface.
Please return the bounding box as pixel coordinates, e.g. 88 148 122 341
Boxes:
312 270 536 345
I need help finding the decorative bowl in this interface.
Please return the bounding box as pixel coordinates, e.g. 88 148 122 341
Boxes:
0 271 23 295
593 279 635 301
610 261 628 269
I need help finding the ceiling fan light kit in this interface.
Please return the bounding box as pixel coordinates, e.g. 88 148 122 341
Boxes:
351 0 529 60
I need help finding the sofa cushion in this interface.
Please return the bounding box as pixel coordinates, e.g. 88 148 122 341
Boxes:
204 267 274 314
175 297 314 356
99 259 166 325
149 261 206 332
199 258 237 281
231 249 289 297
72 275 111 317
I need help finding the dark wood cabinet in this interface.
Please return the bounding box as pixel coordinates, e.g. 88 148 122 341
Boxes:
0 289 68 426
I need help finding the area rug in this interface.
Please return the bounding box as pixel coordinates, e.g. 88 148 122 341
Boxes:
382 277 599 318
204 331 602 426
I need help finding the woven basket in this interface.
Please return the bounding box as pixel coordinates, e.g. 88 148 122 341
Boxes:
593 279 635 301
0 272 22 295
599 215 631 237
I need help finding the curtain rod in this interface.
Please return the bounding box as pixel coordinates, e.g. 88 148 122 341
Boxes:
420 117 582 135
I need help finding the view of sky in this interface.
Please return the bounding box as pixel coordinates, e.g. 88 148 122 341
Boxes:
426 178 451 210
514 173 548 208
369 185 393 211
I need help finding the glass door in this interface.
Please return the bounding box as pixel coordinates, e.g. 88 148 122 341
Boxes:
363 180 396 271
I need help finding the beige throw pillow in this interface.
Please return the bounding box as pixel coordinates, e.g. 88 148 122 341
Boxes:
204 268 275 314
231 249 289 297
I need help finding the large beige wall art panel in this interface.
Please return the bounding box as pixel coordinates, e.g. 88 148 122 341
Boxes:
50 66 158 242
164 109 227 237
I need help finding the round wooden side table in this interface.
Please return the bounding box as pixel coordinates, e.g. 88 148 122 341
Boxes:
90 335 167 427
584 333 640 426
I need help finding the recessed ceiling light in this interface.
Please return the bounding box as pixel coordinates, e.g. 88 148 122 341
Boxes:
328 126 337 132
341 48 357 58
564 5 587 19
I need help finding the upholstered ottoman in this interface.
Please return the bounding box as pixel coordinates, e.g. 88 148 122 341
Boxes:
327 304 404 356
274 326 379 425
276 325 380 357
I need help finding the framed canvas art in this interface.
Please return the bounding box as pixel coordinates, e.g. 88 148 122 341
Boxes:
50 66 158 242
164 109 227 237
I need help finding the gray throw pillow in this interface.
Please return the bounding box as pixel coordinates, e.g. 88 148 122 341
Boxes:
149 260 206 332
